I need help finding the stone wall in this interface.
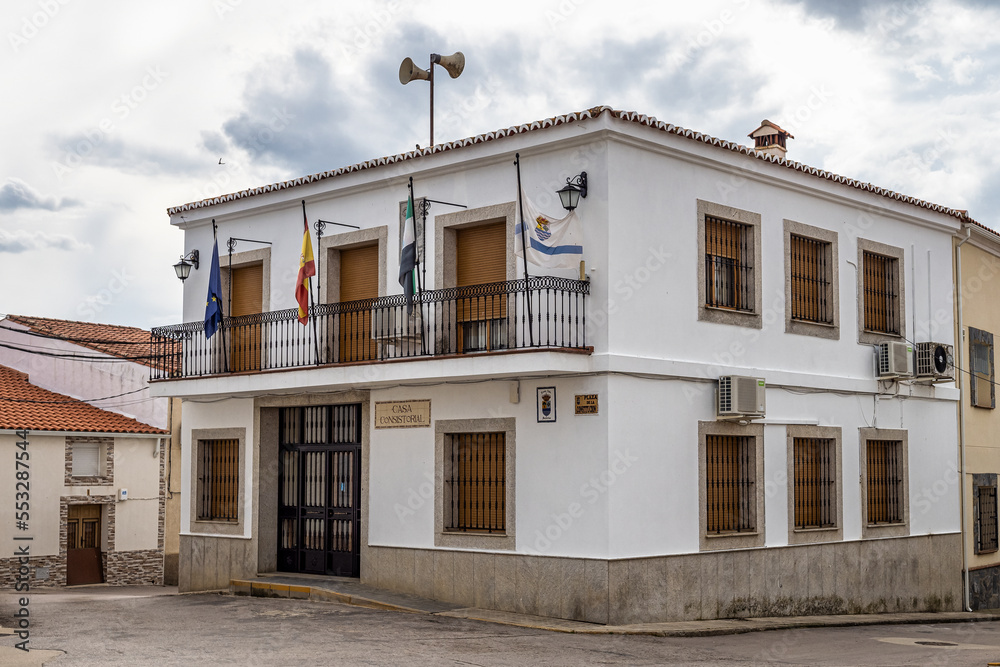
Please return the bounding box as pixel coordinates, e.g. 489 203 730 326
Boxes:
178 535 257 592
968 564 1000 610
363 533 963 625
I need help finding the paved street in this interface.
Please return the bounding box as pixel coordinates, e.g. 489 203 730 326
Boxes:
1 587 1000 666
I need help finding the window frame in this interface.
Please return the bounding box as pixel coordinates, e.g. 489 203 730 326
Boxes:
435 417 515 550
65 437 114 486
858 427 909 539
784 220 839 340
786 425 843 544
697 200 762 329
969 327 995 410
856 238 906 345
973 473 999 555
189 427 246 536
698 421 765 551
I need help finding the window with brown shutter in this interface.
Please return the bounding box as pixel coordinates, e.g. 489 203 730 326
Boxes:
198 438 239 522
790 235 832 324
230 263 263 371
866 439 904 525
456 222 507 351
705 216 753 311
705 434 756 533
338 244 379 362
444 432 505 533
793 437 836 529
862 251 900 335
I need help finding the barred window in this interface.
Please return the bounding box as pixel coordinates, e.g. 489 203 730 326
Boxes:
866 439 904 525
975 483 998 554
706 434 756 533
793 437 836 529
790 235 832 324
970 328 995 409
197 438 239 522
706 216 753 311
444 433 505 533
862 251 900 335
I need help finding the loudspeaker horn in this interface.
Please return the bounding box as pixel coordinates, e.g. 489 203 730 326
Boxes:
432 51 465 79
399 57 431 85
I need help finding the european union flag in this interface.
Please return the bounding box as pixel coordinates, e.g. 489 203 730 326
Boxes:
204 238 223 339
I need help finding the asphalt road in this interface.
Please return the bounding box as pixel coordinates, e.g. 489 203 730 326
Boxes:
1 587 999 666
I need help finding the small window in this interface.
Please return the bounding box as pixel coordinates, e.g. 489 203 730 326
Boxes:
974 475 999 554
444 433 505 533
793 437 836 529
866 439 904 525
862 251 900 335
72 442 100 477
705 216 753 312
969 327 995 409
705 434 756 533
790 235 833 324
197 438 240 522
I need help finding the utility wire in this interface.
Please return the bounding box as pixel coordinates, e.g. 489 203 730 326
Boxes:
0 387 147 404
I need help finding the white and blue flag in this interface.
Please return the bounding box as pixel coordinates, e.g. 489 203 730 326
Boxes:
515 188 583 269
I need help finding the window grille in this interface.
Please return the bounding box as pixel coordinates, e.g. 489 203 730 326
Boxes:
976 485 999 554
706 216 753 311
198 438 239 522
706 434 756 533
866 439 903 525
445 433 505 533
790 235 832 324
970 331 994 409
862 251 899 334
793 437 835 529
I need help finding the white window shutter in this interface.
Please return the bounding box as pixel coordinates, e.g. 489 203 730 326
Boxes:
72 443 100 477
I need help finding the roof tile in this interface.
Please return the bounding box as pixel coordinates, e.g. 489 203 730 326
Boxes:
0 364 167 434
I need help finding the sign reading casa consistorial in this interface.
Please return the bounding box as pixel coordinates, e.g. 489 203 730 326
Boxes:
374 400 431 428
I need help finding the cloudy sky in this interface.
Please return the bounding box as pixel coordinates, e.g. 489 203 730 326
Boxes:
2 0 998 328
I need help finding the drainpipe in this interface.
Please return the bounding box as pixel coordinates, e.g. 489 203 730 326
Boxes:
956 224 972 612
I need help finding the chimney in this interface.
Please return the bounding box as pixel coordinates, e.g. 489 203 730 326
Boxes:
748 120 793 159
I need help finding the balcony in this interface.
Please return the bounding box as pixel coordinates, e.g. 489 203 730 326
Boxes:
150 277 590 381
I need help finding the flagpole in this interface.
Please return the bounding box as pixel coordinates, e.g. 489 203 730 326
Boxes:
408 177 426 356
214 219 230 373
514 153 534 346
302 201 321 365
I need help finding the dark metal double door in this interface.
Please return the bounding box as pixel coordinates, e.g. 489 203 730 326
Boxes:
278 405 361 577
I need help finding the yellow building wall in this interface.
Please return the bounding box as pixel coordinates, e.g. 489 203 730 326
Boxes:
957 236 1000 575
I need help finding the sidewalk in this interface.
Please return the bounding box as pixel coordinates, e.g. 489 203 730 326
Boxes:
230 573 1000 638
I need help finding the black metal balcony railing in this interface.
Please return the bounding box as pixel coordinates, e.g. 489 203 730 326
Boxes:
150 276 589 380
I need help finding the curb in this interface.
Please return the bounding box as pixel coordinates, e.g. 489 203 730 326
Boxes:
228 579 1000 637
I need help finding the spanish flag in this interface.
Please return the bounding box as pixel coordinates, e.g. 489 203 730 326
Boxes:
295 206 315 325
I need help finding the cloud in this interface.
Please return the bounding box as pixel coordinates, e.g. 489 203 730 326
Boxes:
217 48 364 175
0 178 79 212
50 135 203 177
0 229 91 254
781 0 895 30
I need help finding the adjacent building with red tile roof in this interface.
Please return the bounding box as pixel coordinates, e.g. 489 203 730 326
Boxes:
0 364 166 434
4 314 156 368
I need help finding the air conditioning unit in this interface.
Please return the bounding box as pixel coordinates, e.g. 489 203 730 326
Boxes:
717 376 766 419
874 341 913 379
915 342 954 382
370 309 419 341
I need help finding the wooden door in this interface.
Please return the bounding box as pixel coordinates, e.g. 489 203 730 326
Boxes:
66 505 103 585
230 263 263 371
338 245 378 362
456 222 506 351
